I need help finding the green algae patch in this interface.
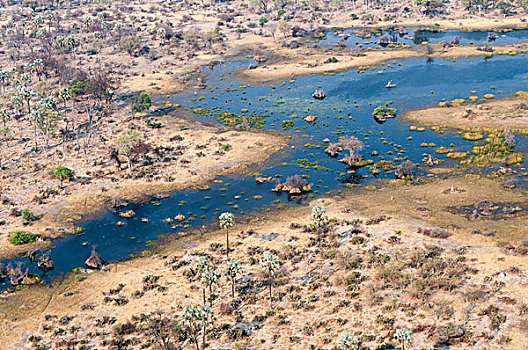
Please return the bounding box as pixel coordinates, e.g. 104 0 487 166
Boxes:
461 132 484 141
446 152 468 159
435 147 453 154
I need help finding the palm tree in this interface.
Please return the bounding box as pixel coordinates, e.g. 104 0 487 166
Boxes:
182 305 214 350
17 85 32 114
260 254 279 308
59 87 71 109
0 109 10 129
201 266 220 308
394 328 413 350
219 212 234 261
0 71 9 93
33 59 44 81
311 205 328 248
45 10 54 33
225 260 242 306
195 256 211 305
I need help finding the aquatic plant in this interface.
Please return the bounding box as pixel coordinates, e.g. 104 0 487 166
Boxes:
463 133 517 166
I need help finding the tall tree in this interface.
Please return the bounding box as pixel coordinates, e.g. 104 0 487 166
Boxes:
218 212 234 261
260 254 279 308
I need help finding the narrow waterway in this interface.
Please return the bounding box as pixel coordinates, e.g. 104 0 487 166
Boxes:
2 46 527 290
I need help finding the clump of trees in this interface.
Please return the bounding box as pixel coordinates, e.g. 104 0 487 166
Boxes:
115 129 149 169
339 136 365 167
395 160 414 179
273 174 312 194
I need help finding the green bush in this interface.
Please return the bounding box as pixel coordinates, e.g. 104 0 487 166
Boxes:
54 166 75 186
22 208 37 221
8 231 36 245
70 79 86 96
131 91 152 113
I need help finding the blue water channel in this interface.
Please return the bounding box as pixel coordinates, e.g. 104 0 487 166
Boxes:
316 27 528 49
1 44 528 290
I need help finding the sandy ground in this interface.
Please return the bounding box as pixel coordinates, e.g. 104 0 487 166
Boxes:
2 176 528 349
403 94 528 131
240 42 528 84
348 16 528 32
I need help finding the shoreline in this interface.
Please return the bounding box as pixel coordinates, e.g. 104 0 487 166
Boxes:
338 16 528 32
239 41 528 84
402 93 528 131
2 175 528 348
0 124 287 260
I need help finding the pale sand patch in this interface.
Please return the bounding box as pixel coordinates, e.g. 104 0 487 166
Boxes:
240 42 528 84
403 95 528 131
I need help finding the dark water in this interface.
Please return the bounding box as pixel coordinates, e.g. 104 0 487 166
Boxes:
318 28 528 49
2 50 528 289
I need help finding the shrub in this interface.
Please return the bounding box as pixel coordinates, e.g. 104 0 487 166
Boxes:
118 35 142 56
9 231 36 245
22 208 37 221
395 160 414 179
131 92 152 113
70 79 86 95
54 166 75 186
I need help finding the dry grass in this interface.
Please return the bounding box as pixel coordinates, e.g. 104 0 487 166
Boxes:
2 176 528 349
404 95 528 131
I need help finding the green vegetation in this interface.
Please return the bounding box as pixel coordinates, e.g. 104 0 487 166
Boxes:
131 91 152 113
372 106 397 118
22 208 37 221
8 230 36 245
54 166 75 187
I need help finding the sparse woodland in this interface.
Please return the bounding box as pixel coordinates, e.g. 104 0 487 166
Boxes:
1 0 528 349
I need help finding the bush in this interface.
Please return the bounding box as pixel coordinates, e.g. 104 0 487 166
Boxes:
9 231 36 245
54 166 75 186
70 79 86 96
132 92 152 113
118 35 142 56
22 208 37 221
